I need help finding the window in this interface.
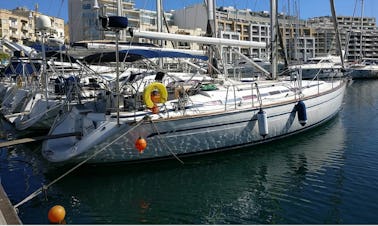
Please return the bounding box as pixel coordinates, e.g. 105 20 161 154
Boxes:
9 18 18 28
82 3 91 10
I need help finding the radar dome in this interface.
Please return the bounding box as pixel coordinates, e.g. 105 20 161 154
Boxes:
36 15 51 31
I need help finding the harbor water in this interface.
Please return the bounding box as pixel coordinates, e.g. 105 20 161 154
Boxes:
1 80 378 224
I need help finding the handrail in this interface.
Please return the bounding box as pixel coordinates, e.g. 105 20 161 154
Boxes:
233 85 237 110
254 83 263 109
224 86 229 111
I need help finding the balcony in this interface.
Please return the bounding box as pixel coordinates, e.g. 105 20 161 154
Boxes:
21 34 29 40
9 23 18 30
10 33 19 39
21 25 29 32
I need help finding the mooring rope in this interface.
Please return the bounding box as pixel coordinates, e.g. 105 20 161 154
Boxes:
14 117 146 210
150 119 184 165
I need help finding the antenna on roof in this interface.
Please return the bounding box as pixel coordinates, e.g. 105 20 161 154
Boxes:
93 0 100 10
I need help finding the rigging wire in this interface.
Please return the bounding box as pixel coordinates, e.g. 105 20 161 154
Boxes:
13 117 146 210
150 119 184 164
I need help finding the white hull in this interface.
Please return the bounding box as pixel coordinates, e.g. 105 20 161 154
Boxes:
301 68 344 79
0 83 10 102
349 59 378 79
1 87 30 116
350 66 378 79
42 80 347 164
13 98 62 131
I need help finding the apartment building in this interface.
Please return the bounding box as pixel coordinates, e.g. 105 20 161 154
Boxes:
0 7 65 54
308 15 378 59
173 4 315 62
2 1 372 63
68 0 137 42
0 8 34 45
138 10 205 52
69 0 176 42
67 0 206 54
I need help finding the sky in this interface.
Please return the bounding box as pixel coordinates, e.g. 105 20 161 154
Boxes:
0 0 377 23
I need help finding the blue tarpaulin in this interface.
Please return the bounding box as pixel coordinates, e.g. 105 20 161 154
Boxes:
83 49 208 64
119 49 209 61
3 61 41 76
31 44 66 52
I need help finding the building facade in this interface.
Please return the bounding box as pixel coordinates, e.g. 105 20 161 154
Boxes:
67 0 206 53
2 1 374 63
0 7 65 54
308 15 378 60
0 6 65 54
173 4 315 62
0 8 34 45
68 0 141 43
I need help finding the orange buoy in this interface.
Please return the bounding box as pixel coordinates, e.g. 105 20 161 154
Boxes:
48 205 66 224
135 137 147 153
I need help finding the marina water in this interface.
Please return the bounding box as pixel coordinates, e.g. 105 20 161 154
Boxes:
1 80 378 224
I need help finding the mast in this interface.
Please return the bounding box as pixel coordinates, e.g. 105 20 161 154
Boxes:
329 0 345 69
35 15 51 101
206 0 216 38
206 0 217 76
270 0 278 79
157 0 163 33
359 0 364 61
157 0 163 67
117 0 122 40
115 0 123 125
115 30 120 125
116 0 121 16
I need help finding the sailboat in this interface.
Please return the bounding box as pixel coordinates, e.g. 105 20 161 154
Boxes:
0 16 78 131
288 54 344 79
41 0 348 164
348 0 378 79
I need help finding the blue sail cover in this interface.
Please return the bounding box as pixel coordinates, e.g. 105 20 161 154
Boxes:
31 43 66 52
119 49 209 61
3 61 41 76
83 49 209 64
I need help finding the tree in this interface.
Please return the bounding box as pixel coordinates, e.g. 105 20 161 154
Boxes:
0 52 10 63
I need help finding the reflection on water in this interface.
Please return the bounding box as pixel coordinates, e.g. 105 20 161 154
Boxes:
2 80 378 224
14 117 346 224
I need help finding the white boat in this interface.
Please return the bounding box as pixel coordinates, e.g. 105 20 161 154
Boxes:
1 86 30 117
42 78 347 163
289 55 344 79
41 0 348 164
11 93 62 131
6 67 113 131
349 58 378 79
0 40 115 131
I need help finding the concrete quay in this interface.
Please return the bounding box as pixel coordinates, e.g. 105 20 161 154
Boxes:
0 184 22 224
